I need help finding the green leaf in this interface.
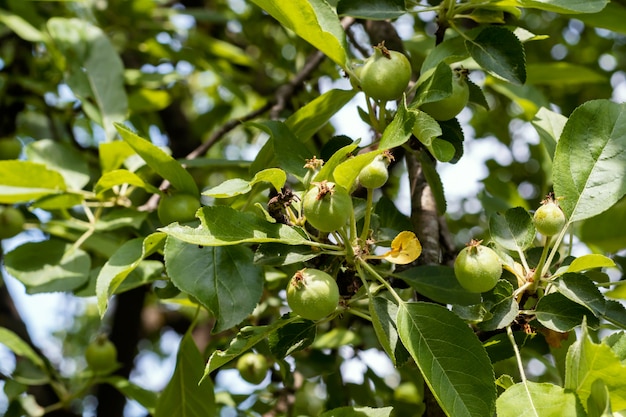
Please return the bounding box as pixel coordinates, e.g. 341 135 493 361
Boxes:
604 300 626 330
103 376 158 414
94 208 148 232
553 100 626 222
527 63 606 85
553 273 607 314
47 18 127 141
320 406 394 417
248 121 311 179
160 206 309 246
576 2 626 34
419 151 447 214
535 293 600 332
553 273 626 329
0 160 66 203
0 327 46 370
516 0 608 14
580 196 626 253
31 193 84 210
489 207 535 252
25 140 90 191
337 0 406 19
329 150 383 193
154 332 215 417
0 9 43 42
285 89 357 141
478 280 519 331
99 141 136 173
202 168 286 198
420 36 468 75
94 169 162 196
532 107 567 159
379 100 418 150
114 123 199 196
396 302 496 417
483 331 533 364
394 266 481 306
314 141 360 183
369 295 410 367
249 0 348 68
496 381 585 417
414 62 454 106
164 237 263 333
566 254 616 273
254 243 319 266
203 316 300 380
269 316 317 358
4 239 90 294
127 89 172 113
588 379 613 417
96 233 166 317
374 196 414 241
466 26 526 85
565 321 626 412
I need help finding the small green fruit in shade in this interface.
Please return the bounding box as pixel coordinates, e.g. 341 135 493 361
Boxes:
85 335 117 372
236 352 269 385
0 206 25 239
303 181 352 233
0 138 22 160
358 152 394 189
420 68 470 121
360 43 412 101
534 196 566 237
287 268 340 320
157 193 201 225
454 240 502 293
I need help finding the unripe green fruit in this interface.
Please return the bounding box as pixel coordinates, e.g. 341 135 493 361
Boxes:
360 46 412 101
358 154 390 189
157 193 201 225
534 200 566 236
454 241 501 293
0 206 25 239
421 71 469 121
0 138 22 160
303 181 352 233
236 352 269 385
85 336 117 372
287 268 339 320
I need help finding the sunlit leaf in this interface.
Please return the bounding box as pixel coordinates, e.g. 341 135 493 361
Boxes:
164 237 263 333
0 327 46 370
553 100 626 222
337 0 406 20
4 239 90 294
397 302 496 417
250 0 348 67
96 233 166 317
160 206 309 246
203 168 286 198
47 18 127 140
566 321 626 411
114 123 199 196
496 381 585 416
0 160 66 203
154 332 215 417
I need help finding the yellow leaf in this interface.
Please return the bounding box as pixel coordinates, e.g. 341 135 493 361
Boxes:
382 231 422 264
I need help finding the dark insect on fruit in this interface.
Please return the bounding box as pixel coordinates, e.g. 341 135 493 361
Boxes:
267 187 298 225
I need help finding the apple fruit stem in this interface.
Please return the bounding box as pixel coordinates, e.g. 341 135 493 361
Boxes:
360 187 374 243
